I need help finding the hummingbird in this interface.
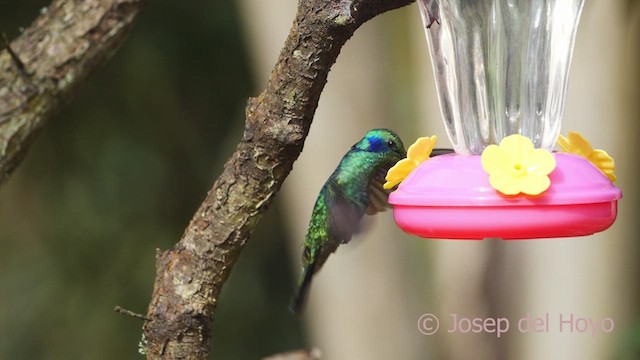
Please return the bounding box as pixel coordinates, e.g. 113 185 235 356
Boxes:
290 128 407 313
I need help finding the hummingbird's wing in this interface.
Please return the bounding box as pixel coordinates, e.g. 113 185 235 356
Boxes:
366 167 392 215
327 185 366 247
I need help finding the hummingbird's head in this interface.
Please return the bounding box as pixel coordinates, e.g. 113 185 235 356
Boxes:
354 128 406 159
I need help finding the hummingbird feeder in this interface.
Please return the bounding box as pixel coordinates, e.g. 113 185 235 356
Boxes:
387 0 622 240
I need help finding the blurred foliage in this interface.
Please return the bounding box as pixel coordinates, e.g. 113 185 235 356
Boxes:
0 1 304 359
616 322 640 360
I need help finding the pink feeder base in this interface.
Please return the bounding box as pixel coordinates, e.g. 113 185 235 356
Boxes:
389 153 622 240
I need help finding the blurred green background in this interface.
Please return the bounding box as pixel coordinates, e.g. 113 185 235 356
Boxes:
0 1 304 359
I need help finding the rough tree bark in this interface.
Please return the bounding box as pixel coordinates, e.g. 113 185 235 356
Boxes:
0 0 148 185
141 0 415 358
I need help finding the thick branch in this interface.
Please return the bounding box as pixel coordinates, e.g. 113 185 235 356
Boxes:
0 0 148 185
142 0 414 359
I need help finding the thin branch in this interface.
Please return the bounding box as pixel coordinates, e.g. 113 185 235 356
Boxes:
262 348 322 360
115 306 151 321
0 0 148 186
142 0 415 359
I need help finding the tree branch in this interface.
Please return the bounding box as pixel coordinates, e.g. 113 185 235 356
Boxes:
0 0 148 185
142 0 415 358
262 348 321 360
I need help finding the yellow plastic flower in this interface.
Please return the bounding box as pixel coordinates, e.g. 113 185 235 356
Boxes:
383 135 437 189
557 131 616 182
481 134 556 196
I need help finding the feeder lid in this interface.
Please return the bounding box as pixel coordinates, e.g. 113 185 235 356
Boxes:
389 153 622 207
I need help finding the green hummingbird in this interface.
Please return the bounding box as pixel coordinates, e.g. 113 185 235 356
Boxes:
290 128 407 313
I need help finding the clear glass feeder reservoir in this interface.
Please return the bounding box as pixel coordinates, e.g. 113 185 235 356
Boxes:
389 0 622 240
423 0 584 155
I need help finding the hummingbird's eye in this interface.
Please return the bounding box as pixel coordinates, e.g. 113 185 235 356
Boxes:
387 140 396 149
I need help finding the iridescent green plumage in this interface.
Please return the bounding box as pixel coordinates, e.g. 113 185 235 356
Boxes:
290 129 406 313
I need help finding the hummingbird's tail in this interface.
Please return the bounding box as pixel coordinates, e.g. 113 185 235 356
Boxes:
290 258 317 314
